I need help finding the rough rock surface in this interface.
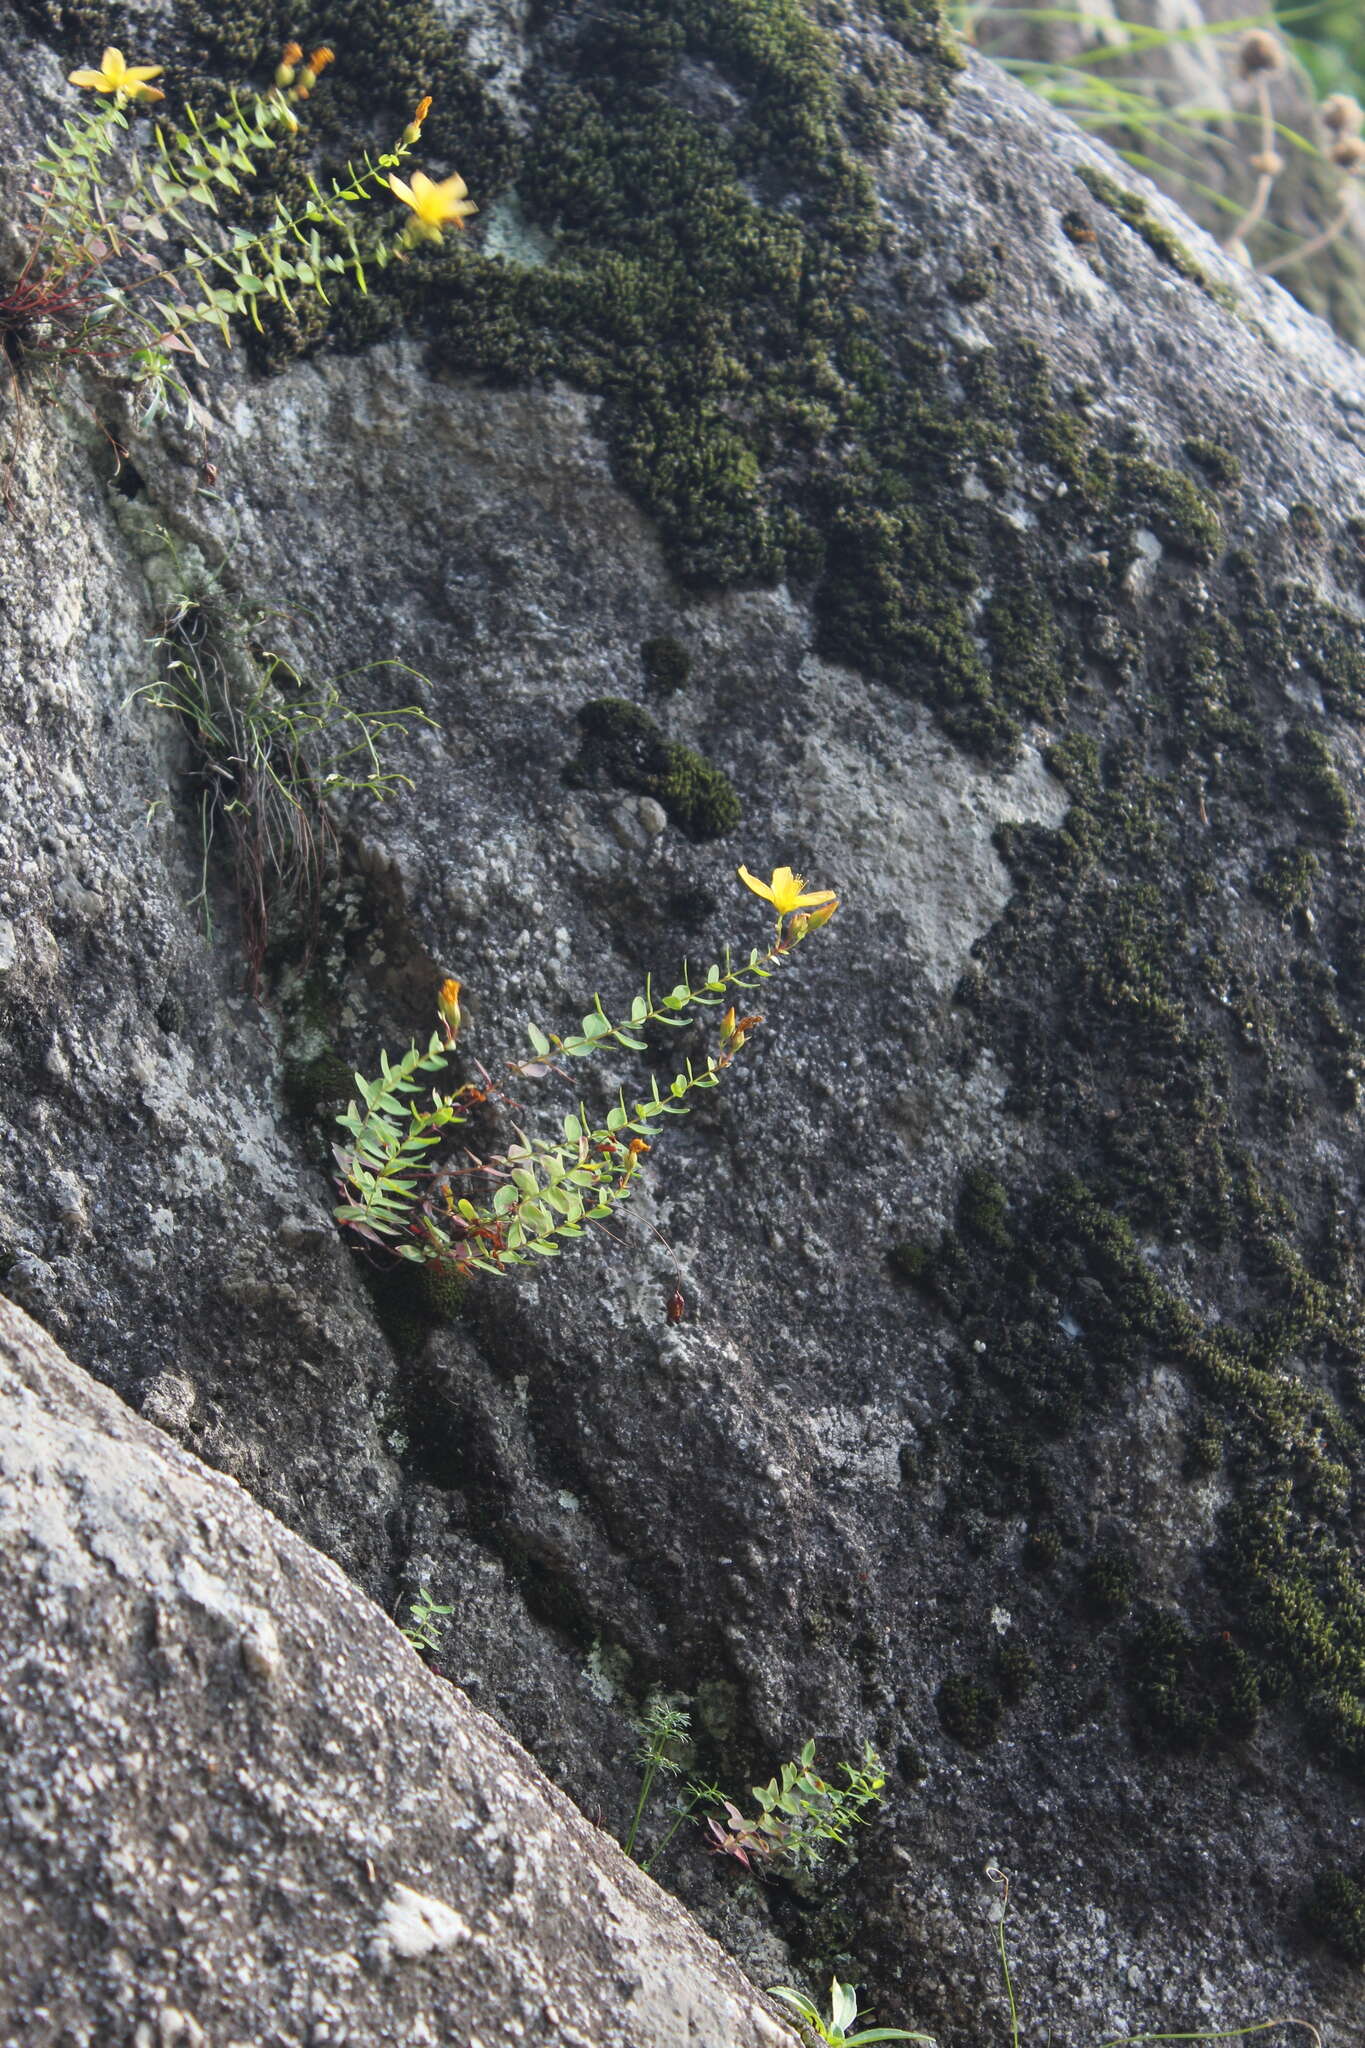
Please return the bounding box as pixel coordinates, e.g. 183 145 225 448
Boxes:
0 1294 798 2047
3 0 1365 2041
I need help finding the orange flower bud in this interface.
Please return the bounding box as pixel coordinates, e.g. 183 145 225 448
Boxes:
414 94 433 124
437 977 463 1042
309 46 334 72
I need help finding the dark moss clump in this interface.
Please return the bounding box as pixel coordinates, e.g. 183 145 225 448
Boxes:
997 1640 1039 1703
1183 438 1242 489
1115 454 1222 560
1082 1549 1138 1623
1254 846 1321 915
1284 727 1355 838
888 1240 935 1288
283 1046 354 1122
568 698 740 838
642 634 692 695
949 256 995 304
1127 1613 1261 1751
1023 1524 1064 1571
936 1672 1002 1749
957 1167 1011 1249
1307 1867 1365 1964
366 1254 466 1353
1185 1413 1225 1476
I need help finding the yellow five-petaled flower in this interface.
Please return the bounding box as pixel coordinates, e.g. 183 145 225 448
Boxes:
737 864 837 919
388 170 478 243
69 47 164 102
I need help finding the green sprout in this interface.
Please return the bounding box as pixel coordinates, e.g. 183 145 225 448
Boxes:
400 1589 453 1655
768 1978 934 2047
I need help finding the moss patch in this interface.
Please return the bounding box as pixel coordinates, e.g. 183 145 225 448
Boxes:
1076 163 1239 312
568 697 741 839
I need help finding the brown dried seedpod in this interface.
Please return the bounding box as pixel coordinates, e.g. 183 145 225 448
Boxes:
1331 135 1365 172
1321 93 1365 138
1250 151 1285 177
1238 29 1284 78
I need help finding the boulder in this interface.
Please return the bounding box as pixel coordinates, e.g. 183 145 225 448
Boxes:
2 0 1365 2040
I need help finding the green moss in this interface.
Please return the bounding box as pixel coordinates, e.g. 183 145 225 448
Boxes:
414 1258 467 1324
997 1640 1039 1703
949 256 995 304
1185 1414 1225 1476
957 1167 1011 1249
1182 437 1241 489
1254 846 1321 915
568 697 740 839
936 1672 1002 1749
1115 454 1222 560
1284 726 1355 838
1127 1613 1261 1751
641 634 692 695
1308 1868 1365 1964
1081 1549 1138 1623
282 1046 353 1121
1076 164 1240 310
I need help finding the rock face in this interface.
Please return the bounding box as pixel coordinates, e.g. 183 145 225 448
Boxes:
4 0 1365 2040
0 1296 796 2047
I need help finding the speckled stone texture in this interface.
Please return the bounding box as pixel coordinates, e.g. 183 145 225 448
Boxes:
0 1295 797 2048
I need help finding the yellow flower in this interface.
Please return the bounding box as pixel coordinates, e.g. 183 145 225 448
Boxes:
737 865 837 918
69 47 164 101
388 169 478 242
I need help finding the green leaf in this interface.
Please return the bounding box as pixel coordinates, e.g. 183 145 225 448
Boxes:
528 1022 551 1056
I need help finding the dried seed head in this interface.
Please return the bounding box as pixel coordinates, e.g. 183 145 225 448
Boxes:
1332 134 1365 171
1250 150 1285 177
1322 93 1365 138
1238 29 1284 78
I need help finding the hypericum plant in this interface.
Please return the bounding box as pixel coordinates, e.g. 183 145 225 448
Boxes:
703 1738 886 1874
333 865 838 1281
3 41 472 413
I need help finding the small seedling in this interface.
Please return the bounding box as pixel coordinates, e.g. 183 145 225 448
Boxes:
768 1978 934 2047
400 1589 453 1655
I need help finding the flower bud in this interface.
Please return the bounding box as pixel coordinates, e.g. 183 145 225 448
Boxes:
1333 134 1365 171
275 41 302 87
402 94 433 145
1250 150 1284 177
437 977 463 1042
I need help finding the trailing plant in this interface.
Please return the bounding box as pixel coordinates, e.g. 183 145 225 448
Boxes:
332 864 838 1282
3 41 472 416
133 535 430 987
